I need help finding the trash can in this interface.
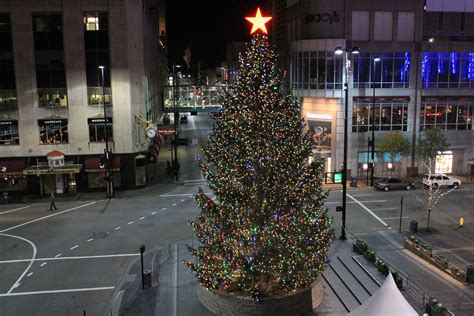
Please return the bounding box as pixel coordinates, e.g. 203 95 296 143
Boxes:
350 177 358 187
143 270 152 288
2 192 10 204
410 220 418 234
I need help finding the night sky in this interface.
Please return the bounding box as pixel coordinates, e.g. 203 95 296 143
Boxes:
166 0 265 69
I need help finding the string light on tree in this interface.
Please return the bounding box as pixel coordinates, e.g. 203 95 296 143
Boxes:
186 9 333 302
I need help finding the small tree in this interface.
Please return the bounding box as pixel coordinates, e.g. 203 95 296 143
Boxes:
378 132 411 175
416 128 452 231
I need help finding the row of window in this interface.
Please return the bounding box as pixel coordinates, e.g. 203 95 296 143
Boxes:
420 101 473 130
0 119 113 145
352 101 409 132
291 51 343 90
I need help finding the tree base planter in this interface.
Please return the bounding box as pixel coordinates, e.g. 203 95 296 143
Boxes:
197 278 323 316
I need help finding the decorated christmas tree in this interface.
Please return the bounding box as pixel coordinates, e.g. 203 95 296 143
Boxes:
186 11 333 302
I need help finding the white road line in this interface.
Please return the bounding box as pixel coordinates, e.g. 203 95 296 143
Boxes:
371 207 399 211
40 262 47 267
139 216 145 220
151 212 157 215
54 254 62 258
350 194 376 197
0 205 31 215
172 203 177 206
14 283 20 288
357 200 387 203
159 194 193 197
27 272 33 277
87 238 94 242
0 253 140 264
161 208 167 210
181 199 185 202
380 216 409 220
0 233 37 294
0 286 115 297
70 245 79 250
128 221 134 225
0 202 96 233
115 226 121 230
347 194 389 227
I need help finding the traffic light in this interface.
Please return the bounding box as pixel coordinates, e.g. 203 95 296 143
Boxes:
99 155 106 169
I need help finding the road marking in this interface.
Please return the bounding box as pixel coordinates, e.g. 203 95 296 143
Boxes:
0 253 140 264
139 216 145 220
172 203 177 206
380 216 409 220
151 211 157 215
14 283 20 289
55 254 62 258
371 207 399 211
211 197 217 201
160 194 193 197
181 199 185 202
0 286 115 297
464 195 474 198
0 205 31 215
357 200 387 203
0 233 37 294
70 245 79 250
27 273 33 277
161 208 167 210
347 194 389 227
115 226 121 230
0 202 96 233
172 243 178 316
128 221 134 225
87 238 94 242
350 194 376 197
40 262 47 267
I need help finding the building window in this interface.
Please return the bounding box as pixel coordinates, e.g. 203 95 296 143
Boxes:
353 52 410 88
420 97 473 131
84 12 111 106
33 14 67 106
0 120 19 145
88 117 113 142
38 119 68 144
422 52 474 88
291 51 343 90
352 11 369 41
374 12 393 41
0 14 16 109
397 12 415 41
352 97 409 132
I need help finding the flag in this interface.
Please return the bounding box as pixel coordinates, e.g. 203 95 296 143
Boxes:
183 46 191 69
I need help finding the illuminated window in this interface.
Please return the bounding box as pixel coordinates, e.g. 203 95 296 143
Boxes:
85 16 99 31
0 120 19 145
38 119 68 144
352 98 408 132
420 97 473 131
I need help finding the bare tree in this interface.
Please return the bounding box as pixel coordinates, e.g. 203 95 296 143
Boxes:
415 128 451 231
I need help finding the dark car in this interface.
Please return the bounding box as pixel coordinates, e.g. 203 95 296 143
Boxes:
374 177 415 191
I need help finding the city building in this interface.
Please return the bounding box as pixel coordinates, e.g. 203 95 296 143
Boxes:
0 0 167 195
267 0 474 180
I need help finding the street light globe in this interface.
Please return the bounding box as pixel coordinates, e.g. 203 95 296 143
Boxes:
98 65 105 69
374 57 381 62
334 47 344 55
351 47 360 54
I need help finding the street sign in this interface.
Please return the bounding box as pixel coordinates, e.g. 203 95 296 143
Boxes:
333 172 343 184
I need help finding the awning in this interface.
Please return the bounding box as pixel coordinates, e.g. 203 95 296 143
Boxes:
84 157 121 172
0 160 26 176
23 164 82 175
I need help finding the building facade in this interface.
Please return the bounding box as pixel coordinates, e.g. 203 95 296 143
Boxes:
0 0 167 195
268 0 474 180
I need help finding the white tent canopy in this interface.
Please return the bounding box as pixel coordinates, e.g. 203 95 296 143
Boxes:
347 273 418 316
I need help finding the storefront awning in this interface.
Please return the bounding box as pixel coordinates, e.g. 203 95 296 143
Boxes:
84 157 121 172
0 160 26 176
23 164 82 175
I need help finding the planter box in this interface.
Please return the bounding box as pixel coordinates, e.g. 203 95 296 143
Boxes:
197 278 323 316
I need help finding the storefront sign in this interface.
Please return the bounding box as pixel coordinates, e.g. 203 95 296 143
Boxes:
38 119 68 125
305 11 340 24
88 117 113 125
306 113 332 121
422 96 474 102
353 96 410 103
0 120 18 126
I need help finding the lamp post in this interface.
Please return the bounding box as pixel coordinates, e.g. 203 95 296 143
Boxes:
335 46 360 240
99 65 113 199
172 64 181 181
370 57 380 186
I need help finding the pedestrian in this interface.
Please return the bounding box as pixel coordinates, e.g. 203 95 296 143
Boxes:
49 192 57 211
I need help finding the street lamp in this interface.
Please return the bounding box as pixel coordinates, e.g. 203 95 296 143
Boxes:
335 46 360 240
172 64 182 181
99 65 113 198
370 57 381 186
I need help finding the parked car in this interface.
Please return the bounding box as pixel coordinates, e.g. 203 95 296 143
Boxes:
374 177 415 191
422 173 461 189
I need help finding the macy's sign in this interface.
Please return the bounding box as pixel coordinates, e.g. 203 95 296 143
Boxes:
305 11 340 24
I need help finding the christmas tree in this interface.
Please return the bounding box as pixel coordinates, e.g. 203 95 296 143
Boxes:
186 34 333 301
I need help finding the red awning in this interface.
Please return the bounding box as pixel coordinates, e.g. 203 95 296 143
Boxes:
0 160 26 175
84 156 121 172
